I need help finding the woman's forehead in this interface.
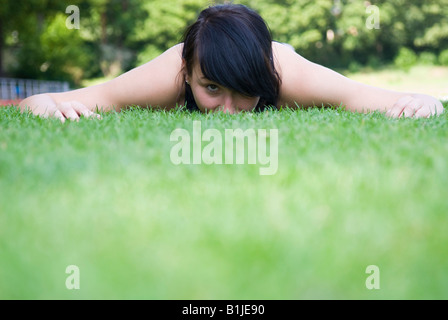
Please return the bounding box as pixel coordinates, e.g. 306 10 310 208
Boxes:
192 62 213 82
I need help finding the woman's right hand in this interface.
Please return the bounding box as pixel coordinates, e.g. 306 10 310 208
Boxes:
19 94 101 123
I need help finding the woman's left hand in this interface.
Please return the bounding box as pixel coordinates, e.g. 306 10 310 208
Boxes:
386 94 445 118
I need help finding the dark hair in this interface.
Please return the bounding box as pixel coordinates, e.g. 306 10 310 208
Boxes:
181 4 281 112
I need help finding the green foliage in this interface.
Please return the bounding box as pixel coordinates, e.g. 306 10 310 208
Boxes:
80 0 148 76
348 61 362 73
367 55 382 69
1 0 448 82
394 47 418 72
134 0 204 64
439 49 448 66
419 51 438 66
14 13 92 86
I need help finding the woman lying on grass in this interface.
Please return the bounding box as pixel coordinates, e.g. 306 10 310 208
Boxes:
19 4 444 121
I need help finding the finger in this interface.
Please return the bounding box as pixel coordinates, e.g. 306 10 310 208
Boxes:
52 110 66 123
415 100 444 118
40 107 65 122
434 100 445 117
387 104 406 118
71 101 102 119
400 105 414 118
401 99 423 118
59 102 80 121
414 106 431 118
387 95 413 118
71 101 97 118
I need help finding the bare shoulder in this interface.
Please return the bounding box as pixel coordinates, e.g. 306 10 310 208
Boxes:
102 43 186 110
272 42 316 108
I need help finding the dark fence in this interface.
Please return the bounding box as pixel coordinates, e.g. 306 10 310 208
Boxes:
0 78 70 100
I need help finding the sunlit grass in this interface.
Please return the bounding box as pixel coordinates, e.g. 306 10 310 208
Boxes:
343 65 448 100
1 104 448 299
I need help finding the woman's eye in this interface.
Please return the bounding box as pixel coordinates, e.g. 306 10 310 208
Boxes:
207 85 219 93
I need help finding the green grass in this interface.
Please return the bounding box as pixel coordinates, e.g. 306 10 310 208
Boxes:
1 104 448 300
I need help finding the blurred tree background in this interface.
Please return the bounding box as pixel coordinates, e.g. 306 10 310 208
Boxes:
1 0 447 87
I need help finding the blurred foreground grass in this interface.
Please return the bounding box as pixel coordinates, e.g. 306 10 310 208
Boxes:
1 105 447 299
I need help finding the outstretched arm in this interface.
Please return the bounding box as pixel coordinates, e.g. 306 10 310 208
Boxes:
19 44 184 122
274 42 444 118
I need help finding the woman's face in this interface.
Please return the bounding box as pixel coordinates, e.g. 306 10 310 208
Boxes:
186 63 260 114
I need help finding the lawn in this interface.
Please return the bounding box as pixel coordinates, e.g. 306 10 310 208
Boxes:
1 103 448 300
344 65 448 100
